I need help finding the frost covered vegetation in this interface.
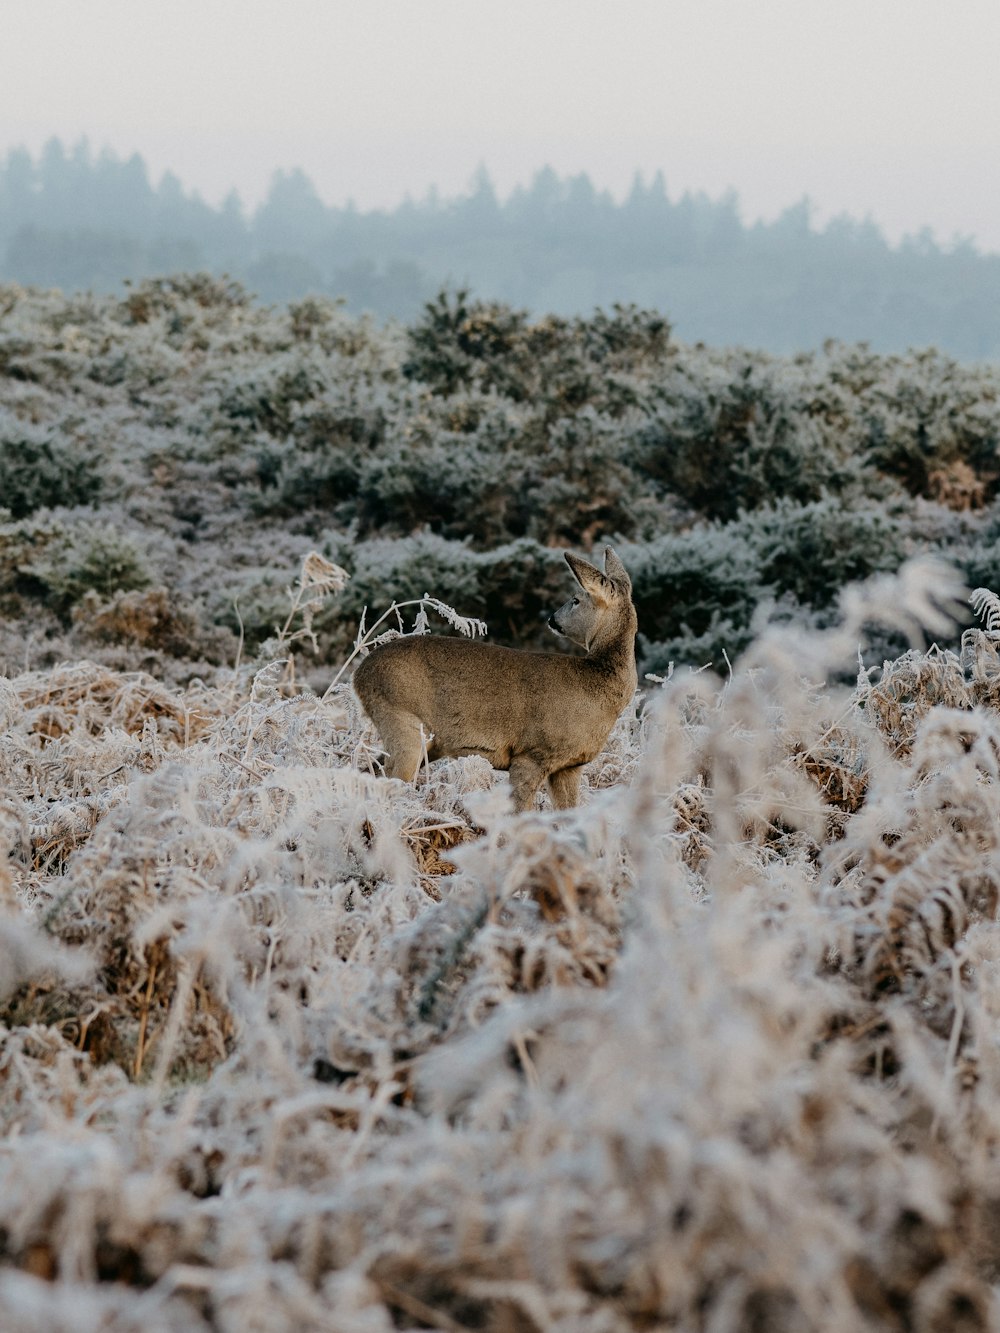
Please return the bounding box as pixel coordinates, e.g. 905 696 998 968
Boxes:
6 554 1000 1329
8 280 1000 1327
3 277 1000 685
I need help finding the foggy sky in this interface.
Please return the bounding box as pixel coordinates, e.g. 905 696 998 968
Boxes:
5 0 1000 248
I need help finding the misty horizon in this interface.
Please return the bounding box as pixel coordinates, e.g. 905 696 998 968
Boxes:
8 1 1000 254
3 135 991 259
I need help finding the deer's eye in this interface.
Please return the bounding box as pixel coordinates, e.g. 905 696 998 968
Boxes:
571 597 579 606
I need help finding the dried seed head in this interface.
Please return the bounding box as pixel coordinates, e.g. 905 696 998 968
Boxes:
300 552 349 594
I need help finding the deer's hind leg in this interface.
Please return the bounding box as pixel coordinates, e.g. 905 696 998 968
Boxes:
370 707 427 782
509 754 547 813
548 764 584 810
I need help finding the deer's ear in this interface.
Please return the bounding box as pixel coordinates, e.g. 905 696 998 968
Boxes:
565 552 612 606
603 546 632 592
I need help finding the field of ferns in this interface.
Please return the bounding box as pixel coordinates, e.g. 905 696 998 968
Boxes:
7 279 1000 1328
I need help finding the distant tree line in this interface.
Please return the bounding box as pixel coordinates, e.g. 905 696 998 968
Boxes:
2 138 1000 358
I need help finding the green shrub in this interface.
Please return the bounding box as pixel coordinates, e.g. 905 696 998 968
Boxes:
119 273 252 326
0 511 67 613
620 498 910 668
403 290 537 399
622 526 767 652
213 354 329 444
735 497 911 607
21 525 152 617
348 397 645 548
0 416 102 518
251 393 383 518
629 362 875 521
856 350 1000 502
403 289 671 410
253 440 362 518
354 438 510 541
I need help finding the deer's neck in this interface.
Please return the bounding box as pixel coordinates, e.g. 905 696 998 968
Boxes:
586 633 638 697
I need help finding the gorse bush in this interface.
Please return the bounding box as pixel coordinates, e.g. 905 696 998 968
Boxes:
214 355 331 443
630 360 883 521
23 525 152 617
402 288 672 407
858 346 1000 502
0 513 153 628
0 414 102 518
403 289 536 398
626 524 768 658
741 495 911 607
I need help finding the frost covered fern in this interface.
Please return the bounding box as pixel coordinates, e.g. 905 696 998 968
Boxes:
3 559 1000 1329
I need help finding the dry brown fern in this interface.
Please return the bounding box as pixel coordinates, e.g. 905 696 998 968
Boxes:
6 563 1000 1329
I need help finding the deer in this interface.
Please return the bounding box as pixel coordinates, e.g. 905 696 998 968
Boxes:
353 547 637 812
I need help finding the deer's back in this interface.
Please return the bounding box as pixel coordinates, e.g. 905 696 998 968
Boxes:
354 636 583 711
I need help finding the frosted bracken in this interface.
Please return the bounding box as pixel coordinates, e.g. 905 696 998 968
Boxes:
2 555 1000 1331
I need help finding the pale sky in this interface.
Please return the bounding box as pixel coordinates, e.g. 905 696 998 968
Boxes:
5 0 1000 248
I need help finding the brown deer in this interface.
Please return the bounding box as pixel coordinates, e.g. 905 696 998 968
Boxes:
353 547 637 811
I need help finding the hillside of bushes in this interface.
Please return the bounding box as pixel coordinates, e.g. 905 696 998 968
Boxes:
2 276 1000 688
10 279 1000 1327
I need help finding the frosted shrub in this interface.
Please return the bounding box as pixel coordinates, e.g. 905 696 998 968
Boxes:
5 282 1000 677
624 523 768 663
856 346 1000 503
23 524 152 616
0 412 102 518
742 494 910 607
629 354 860 520
212 353 330 445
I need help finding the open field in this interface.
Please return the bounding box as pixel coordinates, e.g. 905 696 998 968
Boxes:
6 282 1000 1328
3 554 1000 1329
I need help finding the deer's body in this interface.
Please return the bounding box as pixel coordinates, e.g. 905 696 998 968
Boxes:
353 548 637 811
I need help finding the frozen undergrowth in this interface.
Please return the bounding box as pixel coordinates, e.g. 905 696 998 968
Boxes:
3 561 1000 1330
